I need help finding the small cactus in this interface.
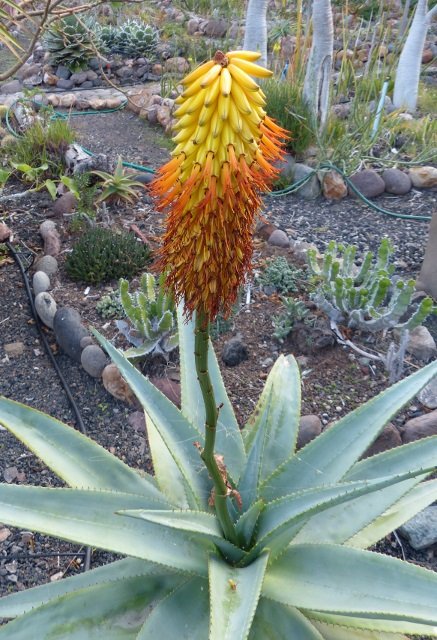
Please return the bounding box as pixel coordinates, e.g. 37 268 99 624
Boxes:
117 273 178 360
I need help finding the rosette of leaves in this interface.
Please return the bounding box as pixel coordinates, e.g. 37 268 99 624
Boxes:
65 227 151 285
92 156 146 205
117 272 178 360
0 307 436 638
94 23 118 54
115 18 159 57
43 15 94 72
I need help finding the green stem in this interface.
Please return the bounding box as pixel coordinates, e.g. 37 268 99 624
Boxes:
194 309 238 544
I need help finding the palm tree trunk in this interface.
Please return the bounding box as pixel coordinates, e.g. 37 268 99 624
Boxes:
393 0 437 111
243 0 269 67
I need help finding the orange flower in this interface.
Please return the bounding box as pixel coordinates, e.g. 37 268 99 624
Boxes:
151 50 288 320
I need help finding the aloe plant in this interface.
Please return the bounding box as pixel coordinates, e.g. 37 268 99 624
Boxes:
0 307 436 638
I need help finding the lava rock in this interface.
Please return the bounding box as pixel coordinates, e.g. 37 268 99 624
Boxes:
349 169 385 198
406 326 437 362
399 506 437 550
268 229 290 248
409 166 437 188
382 168 412 195
34 255 58 276
33 271 50 296
363 423 402 457
222 335 249 367
102 364 138 405
297 415 322 449
417 377 437 409
401 409 437 443
53 307 89 362
35 292 57 329
293 163 321 199
81 344 108 378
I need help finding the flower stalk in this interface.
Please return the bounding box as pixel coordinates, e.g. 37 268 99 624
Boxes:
194 309 238 544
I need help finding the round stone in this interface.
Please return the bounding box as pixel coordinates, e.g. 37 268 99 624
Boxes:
81 345 108 378
381 168 412 195
33 271 50 296
53 307 88 362
34 292 57 329
34 255 58 276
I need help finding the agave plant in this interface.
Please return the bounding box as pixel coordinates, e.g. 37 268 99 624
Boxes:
43 15 94 72
0 305 436 638
92 156 146 204
115 18 159 57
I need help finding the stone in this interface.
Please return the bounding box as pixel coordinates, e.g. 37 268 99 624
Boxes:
43 72 57 86
58 93 76 108
363 423 402 458
349 169 385 198
33 271 50 296
79 81 94 89
401 410 437 443
34 292 57 329
322 170 347 200
417 377 437 409
56 64 71 79
203 18 228 37
51 192 77 216
127 410 146 432
0 527 11 543
222 335 248 367
105 97 123 109
1 80 22 94
34 255 58 276
156 105 171 127
129 172 155 185
422 48 434 64
102 364 138 406
399 506 437 550
331 102 352 119
86 70 98 81
381 168 412 195
4 342 25 357
297 415 322 449
135 64 150 78
290 240 319 265
409 166 437 189
149 376 181 408
47 94 60 107
75 99 91 111
115 66 133 80
80 336 94 349
164 57 190 74
255 221 277 241
39 220 61 256
406 326 437 362
0 222 11 241
70 71 88 85
56 78 74 90
276 153 295 181
187 18 200 35
268 229 290 248
88 98 106 110
53 307 89 362
81 345 107 378
292 163 321 199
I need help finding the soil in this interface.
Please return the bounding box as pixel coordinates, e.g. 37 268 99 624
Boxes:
0 108 436 632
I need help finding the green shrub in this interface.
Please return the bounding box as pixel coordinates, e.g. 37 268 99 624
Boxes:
65 228 151 285
44 15 94 71
259 256 303 294
263 78 315 155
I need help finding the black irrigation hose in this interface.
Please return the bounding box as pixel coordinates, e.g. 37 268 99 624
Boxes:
6 241 92 572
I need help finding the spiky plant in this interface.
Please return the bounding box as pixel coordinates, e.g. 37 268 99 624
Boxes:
115 19 159 58
43 15 94 72
94 23 118 54
117 273 178 359
92 156 147 205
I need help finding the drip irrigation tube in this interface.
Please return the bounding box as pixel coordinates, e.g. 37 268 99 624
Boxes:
4 99 432 219
6 241 92 572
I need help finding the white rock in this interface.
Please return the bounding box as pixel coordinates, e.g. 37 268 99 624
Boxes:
35 292 57 328
33 271 50 296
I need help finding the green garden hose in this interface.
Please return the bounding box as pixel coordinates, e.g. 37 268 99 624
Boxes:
3 99 432 220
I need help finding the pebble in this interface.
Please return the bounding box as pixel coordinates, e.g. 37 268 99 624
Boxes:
268 229 290 248
102 364 138 406
399 506 437 550
35 292 57 329
127 410 146 432
409 166 437 189
53 307 89 362
0 527 11 543
297 415 322 449
33 271 50 296
80 336 94 349
406 326 437 362
222 335 249 367
80 345 108 378
349 169 385 198
417 378 437 409
400 409 437 443
381 168 412 195
4 342 25 357
34 255 58 277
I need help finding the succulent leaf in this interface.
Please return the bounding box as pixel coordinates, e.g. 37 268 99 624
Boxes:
250 600 324 639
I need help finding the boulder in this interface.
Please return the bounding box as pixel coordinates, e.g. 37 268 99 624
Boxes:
56 78 74 90
164 57 190 74
203 18 229 37
35 292 57 329
363 423 402 457
81 345 108 378
406 325 437 362
187 18 200 35
297 415 322 449
399 506 437 550
55 65 71 80
58 93 76 108
70 71 88 85
322 170 347 200
349 169 385 198
293 163 321 199
381 168 412 195
401 410 437 443
34 255 58 276
409 166 437 188
32 271 50 296
53 307 89 362
268 229 290 248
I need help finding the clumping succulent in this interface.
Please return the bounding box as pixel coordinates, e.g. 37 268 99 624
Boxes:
0 306 436 638
117 272 178 359
92 156 147 205
114 19 159 58
43 15 94 71
94 23 118 54
96 290 125 319
258 256 302 294
65 227 151 284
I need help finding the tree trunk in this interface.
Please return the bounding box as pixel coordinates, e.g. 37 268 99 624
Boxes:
393 0 437 111
417 212 437 300
302 0 334 132
243 0 269 67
